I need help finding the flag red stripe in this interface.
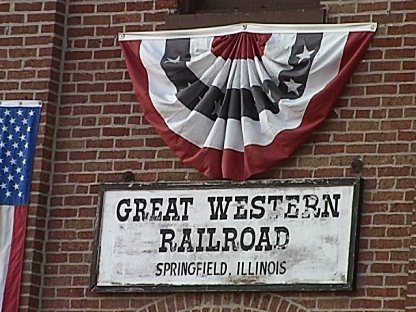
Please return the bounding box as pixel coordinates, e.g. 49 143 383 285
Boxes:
121 30 374 180
2 206 27 312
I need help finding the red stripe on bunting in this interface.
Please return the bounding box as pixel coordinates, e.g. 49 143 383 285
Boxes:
212 33 272 60
2 206 27 312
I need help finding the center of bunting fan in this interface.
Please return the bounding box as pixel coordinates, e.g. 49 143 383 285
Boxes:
211 33 272 59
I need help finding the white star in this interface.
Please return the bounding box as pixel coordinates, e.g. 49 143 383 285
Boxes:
16 167 22 174
20 175 24 182
3 166 8 173
4 110 10 116
18 191 23 198
0 141 5 148
17 109 23 116
27 126 31 132
8 134 13 140
23 159 27 165
18 151 24 157
12 142 19 149
0 117 3 124
0 183 6 189
164 56 181 64
0 158 3 164
5 191 11 197
22 118 28 125
7 174 13 181
14 125 21 132
9 117 15 124
10 158 17 165
13 183 19 190
2 125 7 132
5 150 11 157
24 142 29 149
29 110 34 117
284 79 303 96
20 134 26 141
296 45 315 63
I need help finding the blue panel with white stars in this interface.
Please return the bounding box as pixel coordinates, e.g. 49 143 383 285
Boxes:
0 101 41 205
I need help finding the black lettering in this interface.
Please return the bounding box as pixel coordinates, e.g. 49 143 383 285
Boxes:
196 228 205 252
116 198 131 222
149 198 163 221
279 261 287 274
233 196 248 219
206 228 220 251
177 228 194 252
208 196 232 220
180 197 193 221
302 194 320 218
321 194 340 218
163 198 180 221
255 227 272 251
159 229 176 252
155 263 163 276
251 196 265 219
268 195 283 217
284 195 300 218
222 227 238 251
240 227 255 251
274 227 290 250
133 198 148 221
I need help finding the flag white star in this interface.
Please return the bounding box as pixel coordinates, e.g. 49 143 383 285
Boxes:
0 183 6 189
165 56 181 64
0 141 5 148
18 151 24 157
0 117 3 124
15 125 21 132
17 109 23 116
296 45 315 63
29 110 34 116
4 110 10 116
18 191 23 198
16 167 22 174
20 134 26 141
7 174 13 181
8 134 13 140
5 150 11 157
10 158 17 165
5 191 11 197
284 79 303 96
12 142 19 149
9 117 15 124
3 166 9 173
2 125 7 132
13 183 19 190
22 118 28 125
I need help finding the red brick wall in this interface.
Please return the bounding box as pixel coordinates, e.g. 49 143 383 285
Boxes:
1 0 415 311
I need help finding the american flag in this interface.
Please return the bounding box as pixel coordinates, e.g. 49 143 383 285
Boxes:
120 23 376 180
0 101 41 312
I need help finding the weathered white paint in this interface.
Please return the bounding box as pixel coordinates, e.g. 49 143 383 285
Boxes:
95 181 358 289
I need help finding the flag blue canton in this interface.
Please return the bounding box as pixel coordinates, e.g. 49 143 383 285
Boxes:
0 102 41 205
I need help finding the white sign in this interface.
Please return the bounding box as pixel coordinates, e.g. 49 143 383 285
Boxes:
92 179 360 291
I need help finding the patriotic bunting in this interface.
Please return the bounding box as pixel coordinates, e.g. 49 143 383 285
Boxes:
0 101 41 312
120 23 376 180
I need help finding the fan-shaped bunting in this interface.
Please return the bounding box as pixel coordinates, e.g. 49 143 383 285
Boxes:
120 23 376 180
